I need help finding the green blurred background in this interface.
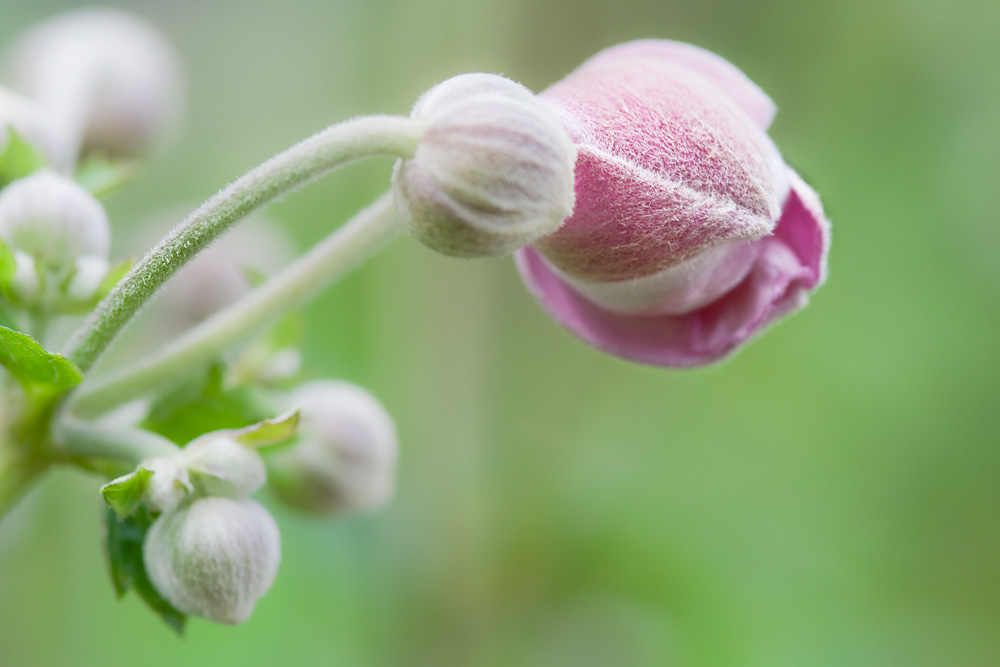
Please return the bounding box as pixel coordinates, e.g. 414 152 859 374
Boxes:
2 0 999 665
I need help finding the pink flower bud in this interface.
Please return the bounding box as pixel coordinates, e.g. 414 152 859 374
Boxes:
517 40 830 366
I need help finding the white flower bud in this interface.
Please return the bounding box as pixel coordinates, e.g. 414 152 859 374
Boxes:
66 255 109 302
392 73 576 258
5 8 183 159
0 170 110 271
0 86 73 172
182 435 267 499
269 381 398 515
10 250 40 302
143 497 280 625
141 456 192 513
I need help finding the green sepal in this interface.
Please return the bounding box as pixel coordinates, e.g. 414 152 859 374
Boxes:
0 325 84 392
75 153 139 199
100 467 153 518
0 127 47 187
103 506 187 634
232 410 300 449
141 363 277 446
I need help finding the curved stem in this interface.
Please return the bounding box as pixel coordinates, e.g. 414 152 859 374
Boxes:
62 115 422 373
70 193 401 418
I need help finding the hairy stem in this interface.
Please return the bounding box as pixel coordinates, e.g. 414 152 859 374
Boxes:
71 193 401 417
62 115 422 373
53 416 181 466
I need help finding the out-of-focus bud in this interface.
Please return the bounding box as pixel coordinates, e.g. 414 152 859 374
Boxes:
0 170 110 271
269 381 398 515
0 86 73 172
141 456 192 513
66 255 110 302
155 216 295 331
143 497 280 625
182 435 267 499
392 73 576 258
4 8 183 160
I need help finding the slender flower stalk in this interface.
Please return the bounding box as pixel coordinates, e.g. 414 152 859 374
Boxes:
69 193 400 418
62 115 423 373
53 416 181 465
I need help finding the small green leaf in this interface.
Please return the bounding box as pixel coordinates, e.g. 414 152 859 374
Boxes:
232 410 300 448
103 507 186 634
141 363 276 445
0 128 47 186
74 154 139 198
101 468 153 518
0 325 84 392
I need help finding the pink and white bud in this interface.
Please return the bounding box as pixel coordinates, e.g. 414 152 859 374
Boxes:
393 73 577 257
517 40 830 366
0 170 110 270
269 381 398 515
143 497 280 625
4 8 183 160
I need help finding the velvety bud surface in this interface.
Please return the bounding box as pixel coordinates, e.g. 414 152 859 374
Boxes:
393 73 576 257
517 41 830 366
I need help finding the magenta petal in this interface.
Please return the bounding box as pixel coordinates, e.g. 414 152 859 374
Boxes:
516 169 830 367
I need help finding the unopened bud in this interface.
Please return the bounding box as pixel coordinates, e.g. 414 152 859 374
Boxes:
66 255 109 302
10 250 40 302
0 170 109 271
141 456 192 513
392 73 576 258
143 497 280 625
0 86 73 172
5 8 183 159
182 435 267 499
269 381 398 515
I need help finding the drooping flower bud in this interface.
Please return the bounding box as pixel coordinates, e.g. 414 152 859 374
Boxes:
0 170 110 271
392 73 577 258
4 8 183 160
182 435 267 499
269 381 398 515
143 497 280 625
517 40 831 367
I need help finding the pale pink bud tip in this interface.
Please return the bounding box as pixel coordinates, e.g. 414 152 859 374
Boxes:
534 40 789 283
393 73 577 258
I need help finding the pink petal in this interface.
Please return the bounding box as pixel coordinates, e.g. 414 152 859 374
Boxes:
536 46 787 282
583 40 777 130
516 170 830 367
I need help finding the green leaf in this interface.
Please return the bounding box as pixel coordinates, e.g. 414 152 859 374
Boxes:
100 467 153 518
0 239 15 288
232 410 300 448
103 506 186 634
0 128 47 186
74 154 139 198
0 325 84 392
141 363 276 445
